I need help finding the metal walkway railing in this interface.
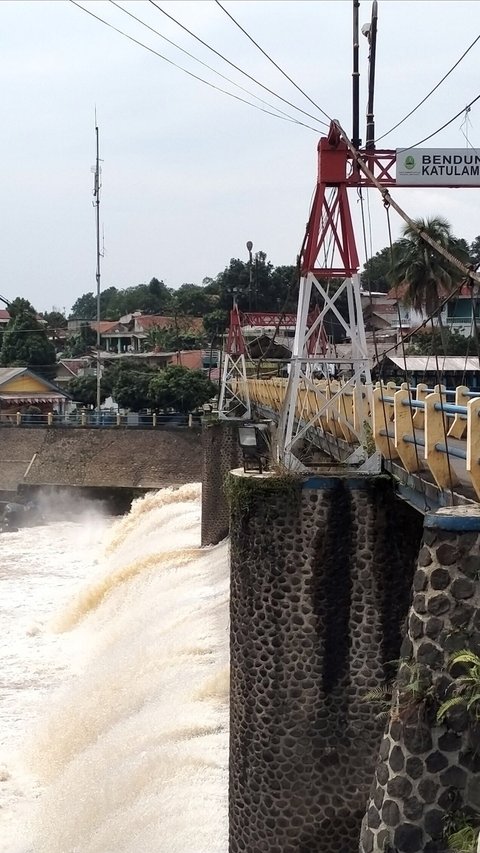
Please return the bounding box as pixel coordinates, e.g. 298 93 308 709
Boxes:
233 379 480 504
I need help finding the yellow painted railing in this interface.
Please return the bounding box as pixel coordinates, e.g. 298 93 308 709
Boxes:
234 377 369 442
235 378 480 500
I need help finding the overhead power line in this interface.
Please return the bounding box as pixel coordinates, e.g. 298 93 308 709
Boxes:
375 33 480 144
108 0 312 127
214 0 332 123
148 0 329 129
404 91 480 149
70 1 324 133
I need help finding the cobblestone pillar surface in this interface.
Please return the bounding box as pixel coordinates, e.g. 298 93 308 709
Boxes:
229 471 422 853
201 420 242 546
360 505 480 853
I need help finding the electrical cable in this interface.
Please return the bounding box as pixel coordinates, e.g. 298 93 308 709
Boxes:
70 1 324 133
385 203 430 511
375 33 480 144
148 0 330 129
108 0 315 127
214 0 332 124
401 92 480 150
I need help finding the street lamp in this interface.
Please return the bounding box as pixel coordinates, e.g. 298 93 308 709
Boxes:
238 423 270 473
246 240 253 312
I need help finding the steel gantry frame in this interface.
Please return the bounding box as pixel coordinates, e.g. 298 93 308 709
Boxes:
219 0 480 469
278 128 382 467
218 304 327 420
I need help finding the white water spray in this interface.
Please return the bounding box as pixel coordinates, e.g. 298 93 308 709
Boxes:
2 484 228 853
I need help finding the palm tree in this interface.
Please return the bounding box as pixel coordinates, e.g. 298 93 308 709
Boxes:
389 216 470 317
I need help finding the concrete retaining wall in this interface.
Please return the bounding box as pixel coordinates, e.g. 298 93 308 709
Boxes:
0 426 202 491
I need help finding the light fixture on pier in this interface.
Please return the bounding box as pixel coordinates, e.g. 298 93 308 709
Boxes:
238 423 270 474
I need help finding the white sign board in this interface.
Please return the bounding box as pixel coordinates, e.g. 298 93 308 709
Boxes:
396 148 480 186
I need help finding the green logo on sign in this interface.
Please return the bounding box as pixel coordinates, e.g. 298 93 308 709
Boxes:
405 155 415 170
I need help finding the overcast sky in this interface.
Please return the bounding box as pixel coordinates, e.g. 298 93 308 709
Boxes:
1 0 480 313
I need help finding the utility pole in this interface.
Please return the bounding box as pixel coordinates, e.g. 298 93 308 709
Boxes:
352 0 361 148
93 121 102 418
246 240 253 312
365 0 378 150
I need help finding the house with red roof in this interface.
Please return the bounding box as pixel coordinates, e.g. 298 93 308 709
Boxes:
0 309 11 328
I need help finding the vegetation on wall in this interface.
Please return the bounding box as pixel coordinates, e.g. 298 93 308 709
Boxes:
437 650 480 724
224 470 302 523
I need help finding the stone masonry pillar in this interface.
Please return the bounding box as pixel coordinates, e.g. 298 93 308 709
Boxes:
201 419 242 546
228 470 423 853
360 505 480 853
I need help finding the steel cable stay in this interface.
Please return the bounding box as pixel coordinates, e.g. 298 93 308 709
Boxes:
370 279 475 368
253 189 332 383
429 315 456 505
385 202 431 512
358 188 394 471
470 278 480 366
254 263 300 379
365 188 374 263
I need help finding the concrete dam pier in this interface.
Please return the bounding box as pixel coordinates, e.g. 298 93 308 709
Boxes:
227 470 422 853
202 420 480 853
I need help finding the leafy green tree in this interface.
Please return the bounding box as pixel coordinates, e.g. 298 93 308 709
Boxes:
69 279 174 321
145 325 205 352
69 292 97 319
112 371 155 410
105 280 173 317
406 327 472 356
209 253 297 314
102 359 156 399
213 257 251 311
360 245 400 293
146 277 173 313
203 309 229 344
389 217 469 316
1 298 57 379
470 235 480 268
67 375 105 406
63 323 97 357
43 310 67 328
173 283 216 316
266 264 298 312
149 365 216 413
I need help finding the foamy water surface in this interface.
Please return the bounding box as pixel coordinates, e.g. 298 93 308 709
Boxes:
0 485 228 853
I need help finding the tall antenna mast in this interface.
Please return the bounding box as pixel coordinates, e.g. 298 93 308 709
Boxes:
93 118 102 416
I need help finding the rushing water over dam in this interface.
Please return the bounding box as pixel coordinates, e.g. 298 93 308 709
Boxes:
0 485 229 853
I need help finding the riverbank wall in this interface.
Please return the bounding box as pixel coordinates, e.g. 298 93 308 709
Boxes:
0 426 202 493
